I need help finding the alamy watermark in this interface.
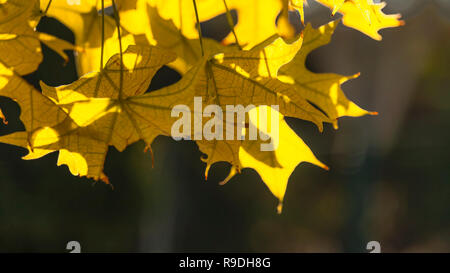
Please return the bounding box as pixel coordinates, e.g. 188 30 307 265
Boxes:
171 97 280 152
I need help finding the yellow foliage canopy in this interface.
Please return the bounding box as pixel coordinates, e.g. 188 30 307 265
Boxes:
0 0 402 211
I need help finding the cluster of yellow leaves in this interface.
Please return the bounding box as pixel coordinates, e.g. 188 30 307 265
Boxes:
0 0 402 212
139 0 404 49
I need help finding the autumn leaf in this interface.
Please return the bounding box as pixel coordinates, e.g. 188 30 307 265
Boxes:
145 4 231 74
315 0 404 40
111 1 234 74
1 45 178 181
240 106 328 213
0 0 78 70
0 0 42 75
145 0 236 40
36 45 180 178
187 34 333 211
41 0 137 75
0 0 78 125
195 21 376 210
197 104 328 213
146 0 285 49
0 61 76 161
278 20 376 128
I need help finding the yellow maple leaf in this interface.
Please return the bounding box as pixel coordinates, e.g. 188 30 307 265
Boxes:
315 0 404 40
0 0 78 71
145 4 231 74
40 44 180 174
0 61 81 163
147 0 233 39
279 20 376 128
189 35 332 211
146 0 284 49
41 0 137 75
112 1 236 74
240 106 328 213
197 105 328 213
1 45 180 181
0 0 81 127
0 0 42 75
193 21 378 211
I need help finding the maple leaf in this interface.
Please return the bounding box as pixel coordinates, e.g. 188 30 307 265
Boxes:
201 38 331 130
240 106 328 213
144 0 234 40
41 0 137 75
37 45 180 178
145 0 284 49
0 0 42 75
192 21 377 210
183 34 334 211
197 105 328 213
0 45 180 181
315 0 404 40
110 1 235 74
0 0 76 72
278 20 376 128
144 4 231 74
0 0 79 123
0 61 80 162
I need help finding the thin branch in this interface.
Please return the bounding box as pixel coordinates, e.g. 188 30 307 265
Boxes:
43 0 53 15
192 0 204 56
100 0 105 70
222 0 241 50
111 0 124 98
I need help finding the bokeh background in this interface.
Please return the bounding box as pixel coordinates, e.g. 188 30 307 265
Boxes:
0 0 449 252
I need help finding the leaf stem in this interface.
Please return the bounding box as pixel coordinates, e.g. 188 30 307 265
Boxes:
222 0 241 50
43 0 53 15
100 0 105 70
111 0 124 98
192 0 204 57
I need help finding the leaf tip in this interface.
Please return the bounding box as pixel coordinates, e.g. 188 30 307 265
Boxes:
0 110 8 125
333 121 339 130
219 166 238 185
100 175 109 184
144 144 155 168
205 163 211 181
277 202 283 214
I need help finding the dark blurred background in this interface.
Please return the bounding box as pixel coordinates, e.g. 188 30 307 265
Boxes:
0 0 449 252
